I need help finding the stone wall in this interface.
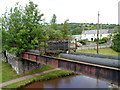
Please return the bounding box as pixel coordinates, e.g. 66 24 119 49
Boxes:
1 52 41 75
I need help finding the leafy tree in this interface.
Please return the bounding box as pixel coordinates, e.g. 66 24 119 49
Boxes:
61 19 71 39
0 18 2 52
94 37 109 44
47 29 63 40
2 1 44 54
47 15 71 40
50 14 57 30
112 29 120 52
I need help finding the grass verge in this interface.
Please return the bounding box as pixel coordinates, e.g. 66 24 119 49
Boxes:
0 61 2 83
77 48 120 56
1 61 74 88
2 70 74 88
1 61 55 82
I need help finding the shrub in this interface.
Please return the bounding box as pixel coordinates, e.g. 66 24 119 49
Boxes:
78 39 88 45
112 31 120 52
94 37 108 44
101 37 108 42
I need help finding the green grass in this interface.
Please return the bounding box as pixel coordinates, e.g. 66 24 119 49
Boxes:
3 70 74 88
0 61 2 83
0 30 1 53
77 48 120 56
0 49 1 53
1 61 55 82
2 61 20 82
81 43 109 47
0 45 2 53
1 61 74 88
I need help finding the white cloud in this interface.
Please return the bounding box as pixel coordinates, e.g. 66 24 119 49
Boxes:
0 0 119 24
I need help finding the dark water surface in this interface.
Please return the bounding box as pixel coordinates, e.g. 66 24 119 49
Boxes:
22 74 119 89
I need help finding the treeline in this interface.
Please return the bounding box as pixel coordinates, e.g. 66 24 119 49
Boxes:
1 1 71 54
58 23 117 35
1 0 119 54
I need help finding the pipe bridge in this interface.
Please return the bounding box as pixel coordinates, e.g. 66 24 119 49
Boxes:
20 52 120 86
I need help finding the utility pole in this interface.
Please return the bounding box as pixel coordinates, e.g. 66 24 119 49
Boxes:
97 11 100 54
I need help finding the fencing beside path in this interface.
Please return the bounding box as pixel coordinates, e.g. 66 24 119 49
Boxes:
77 45 111 50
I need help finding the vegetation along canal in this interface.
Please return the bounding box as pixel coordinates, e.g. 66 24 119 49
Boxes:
20 72 119 89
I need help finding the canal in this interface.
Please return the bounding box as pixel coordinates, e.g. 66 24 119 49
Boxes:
21 73 119 89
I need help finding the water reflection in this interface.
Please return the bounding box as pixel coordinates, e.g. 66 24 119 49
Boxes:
22 74 119 89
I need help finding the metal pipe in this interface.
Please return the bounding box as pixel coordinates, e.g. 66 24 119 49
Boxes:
70 52 119 60
60 53 119 68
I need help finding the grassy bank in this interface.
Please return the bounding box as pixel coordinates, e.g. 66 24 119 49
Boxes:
77 48 120 56
3 70 74 88
1 61 55 82
0 61 2 83
1 61 74 88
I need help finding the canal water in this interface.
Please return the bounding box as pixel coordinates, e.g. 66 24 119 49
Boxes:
21 74 119 89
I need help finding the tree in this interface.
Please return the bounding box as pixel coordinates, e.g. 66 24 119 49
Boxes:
2 1 44 54
50 14 57 30
61 19 71 39
0 17 2 52
112 29 120 52
47 16 72 40
47 29 63 40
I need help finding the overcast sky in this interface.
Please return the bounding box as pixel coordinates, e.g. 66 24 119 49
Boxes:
0 0 119 24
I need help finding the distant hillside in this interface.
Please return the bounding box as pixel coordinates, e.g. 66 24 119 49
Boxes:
67 23 117 35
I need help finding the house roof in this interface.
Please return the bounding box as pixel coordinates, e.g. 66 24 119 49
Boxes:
82 29 116 34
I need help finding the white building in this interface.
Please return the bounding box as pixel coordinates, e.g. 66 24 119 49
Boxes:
80 29 115 41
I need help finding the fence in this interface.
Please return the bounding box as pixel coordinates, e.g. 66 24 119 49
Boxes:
77 45 111 50
34 39 77 54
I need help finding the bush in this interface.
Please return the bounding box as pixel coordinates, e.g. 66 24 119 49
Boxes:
94 37 108 44
99 40 105 44
78 39 88 45
112 31 120 52
101 37 108 43
94 38 98 42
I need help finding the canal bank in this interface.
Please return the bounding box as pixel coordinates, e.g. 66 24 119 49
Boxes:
2 60 119 89
1 52 75 88
1 61 74 88
1 51 120 89
20 74 119 89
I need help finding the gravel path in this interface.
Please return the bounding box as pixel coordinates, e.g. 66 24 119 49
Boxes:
0 68 61 87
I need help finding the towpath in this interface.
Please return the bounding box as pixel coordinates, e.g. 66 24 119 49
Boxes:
0 68 61 87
